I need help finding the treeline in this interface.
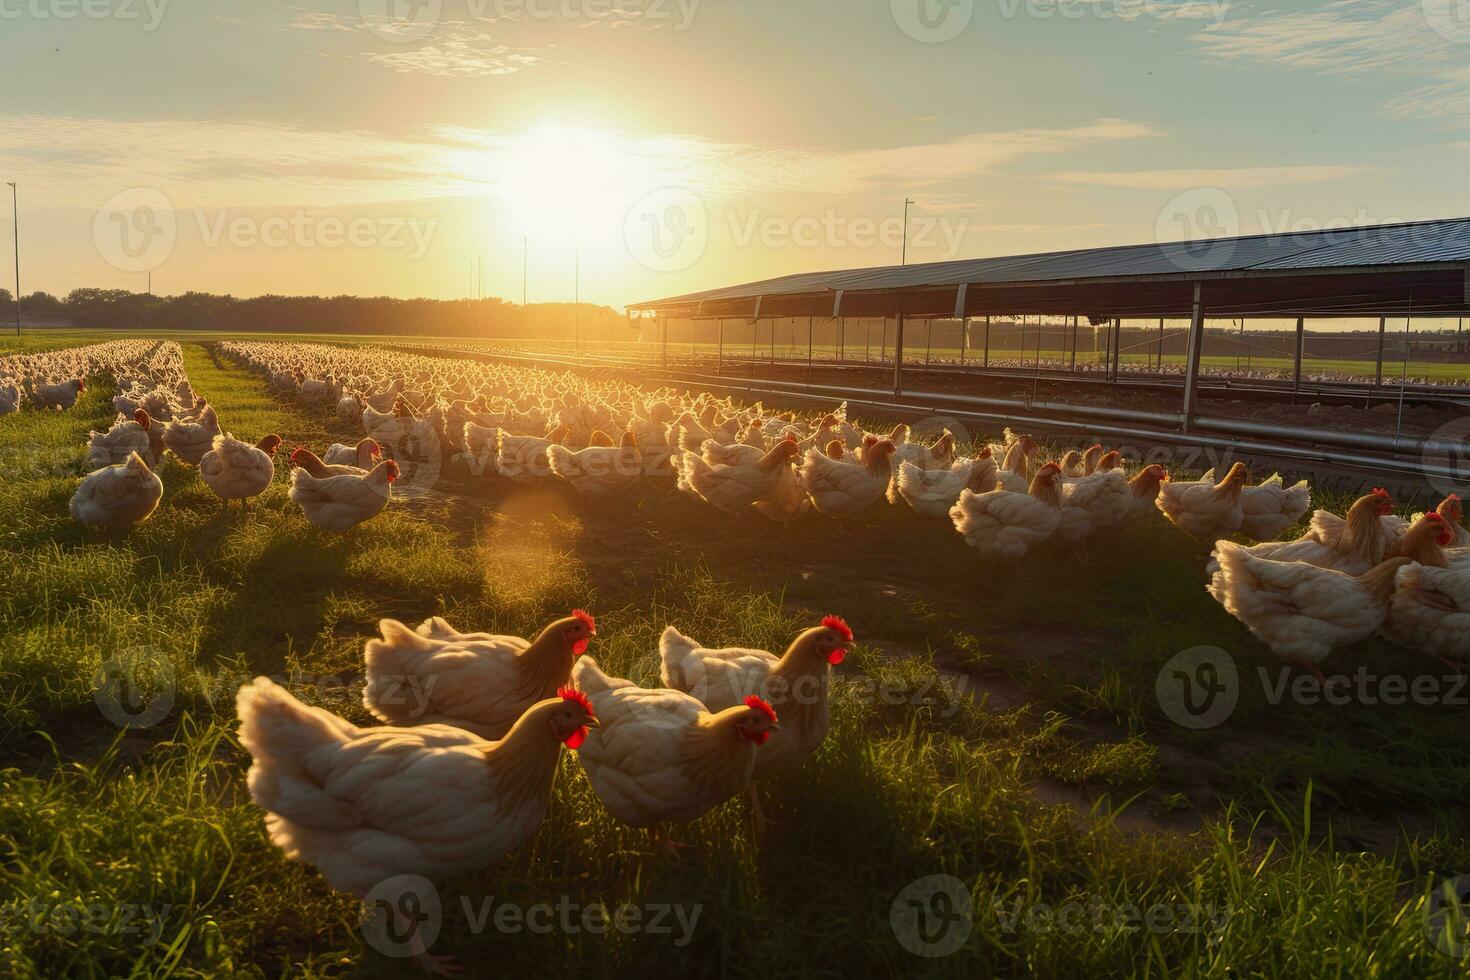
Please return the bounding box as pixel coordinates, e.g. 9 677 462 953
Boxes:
0 288 633 340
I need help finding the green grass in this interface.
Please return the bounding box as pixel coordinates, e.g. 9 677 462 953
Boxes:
1 338 1467 977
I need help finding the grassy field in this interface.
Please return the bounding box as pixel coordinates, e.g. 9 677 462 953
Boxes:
1 336 1469 977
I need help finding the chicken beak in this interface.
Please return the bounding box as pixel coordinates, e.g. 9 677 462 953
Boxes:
582 716 601 729
767 722 781 733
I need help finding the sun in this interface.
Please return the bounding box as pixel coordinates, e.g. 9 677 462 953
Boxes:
495 124 656 247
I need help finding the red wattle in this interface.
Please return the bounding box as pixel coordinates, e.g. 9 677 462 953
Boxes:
827 650 846 665
563 727 588 750
573 638 590 656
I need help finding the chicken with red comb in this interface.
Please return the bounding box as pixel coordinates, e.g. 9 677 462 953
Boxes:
363 610 599 739
659 616 852 827
571 656 778 842
235 677 594 975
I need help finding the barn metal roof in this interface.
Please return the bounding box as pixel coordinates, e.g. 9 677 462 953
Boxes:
629 216 1470 315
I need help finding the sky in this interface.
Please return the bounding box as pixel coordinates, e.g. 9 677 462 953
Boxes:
1 0 1468 311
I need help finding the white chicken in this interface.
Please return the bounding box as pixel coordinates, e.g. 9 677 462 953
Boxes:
673 436 801 515
891 451 996 519
86 409 155 469
32 378 86 410
0 381 20 415
323 438 381 471
949 462 1063 561
1229 490 1399 575
1384 560 1470 672
546 431 643 497
799 438 896 520
571 657 778 836
362 610 597 739
289 457 399 532
69 452 163 528
659 616 851 780
893 429 957 472
162 401 221 466
1156 462 1249 541
200 433 281 509
1208 542 1411 681
495 426 570 482
1239 474 1312 541
1118 465 1169 528
236 677 595 974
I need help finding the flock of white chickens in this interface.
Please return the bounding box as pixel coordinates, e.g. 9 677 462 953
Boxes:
7 334 1469 970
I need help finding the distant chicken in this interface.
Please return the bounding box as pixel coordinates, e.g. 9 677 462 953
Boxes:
1388 494 1470 550
892 451 997 519
236 677 594 974
674 436 801 515
201 433 281 509
70 452 163 528
32 378 85 410
86 410 155 469
289 457 399 531
571 657 778 835
1239 474 1311 541
323 438 381 471
1156 462 1249 541
162 400 221 466
363 610 597 739
659 616 851 779
0 381 20 415
995 436 1038 492
799 438 896 520
547 431 643 496
950 462 1063 561
1208 542 1411 681
495 425 570 482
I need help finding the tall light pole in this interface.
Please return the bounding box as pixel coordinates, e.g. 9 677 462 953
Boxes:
6 181 17 336
901 198 915 266
573 248 580 355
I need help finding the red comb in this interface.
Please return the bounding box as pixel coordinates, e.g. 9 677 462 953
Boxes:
1426 512 1446 522
572 609 596 633
1449 494 1462 502
558 686 595 718
1371 487 1390 498
821 615 853 642
744 694 777 724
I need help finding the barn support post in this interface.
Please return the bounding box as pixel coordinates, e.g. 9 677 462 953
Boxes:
983 315 991 368
893 306 906 396
1070 315 1078 372
1157 317 1165 371
807 316 814 384
1375 316 1387 387
716 318 723 376
1292 317 1305 395
661 316 668 370
1182 283 1205 432
960 318 968 366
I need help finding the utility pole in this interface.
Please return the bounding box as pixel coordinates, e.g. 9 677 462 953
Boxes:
901 198 915 266
6 181 17 336
573 249 580 355
522 237 528 307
